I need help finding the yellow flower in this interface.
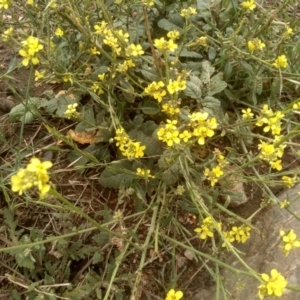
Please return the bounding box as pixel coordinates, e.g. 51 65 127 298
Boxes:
180 7 197 18
280 199 290 209
0 0 11 9
64 103 79 119
282 175 296 188
27 158 53 174
167 30 180 40
55 28 64 37
11 158 52 198
89 47 100 55
241 0 256 10
230 225 251 243
204 166 223 186
165 289 183 300
221 231 235 248
258 269 287 299
247 39 265 54
283 27 293 38
124 141 146 159
19 36 43 66
273 55 288 69
142 0 154 6
63 75 73 85
114 128 146 159
197 36 208 47
144 81 166 102
125 44 144 57
154 37 178 52
242 108 254 119
116 60 135 73
280 229 300 256
162 103 180 116
136 168 154 178
1 27 13 41
167 77 186 94
91 83 104 94
179 130 192 142
34 70 46 81
94 21 108 35
98 73 105 81
157 120 180 147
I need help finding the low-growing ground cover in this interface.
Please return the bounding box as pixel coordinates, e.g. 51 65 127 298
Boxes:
1 0 300 299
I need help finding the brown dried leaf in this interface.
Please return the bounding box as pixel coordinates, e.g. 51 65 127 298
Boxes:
68 129 96 144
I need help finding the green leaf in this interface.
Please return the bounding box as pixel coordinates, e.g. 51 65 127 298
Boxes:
208 47 217 61
240 61 254 75
120 80 136 103
55 96 77 117
129 121 164 156
39 98 58 114
76 105 95 131
23 111 36 124
93 232 111 246
141 100 160 115
179 48 203 58
9 97 41 123
202 96 221 111
99 161 135 188
224 61 233 78
200 60 215 83
209 72 227 95
185 76 202 100
197 0 221 9
157 18 183 34
139 65 160 82
67 151 89 173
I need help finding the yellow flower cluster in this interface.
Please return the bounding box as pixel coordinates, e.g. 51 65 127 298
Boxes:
241 0 256 10
280 229 300 257
144 81 166 102
258 269 287 299
125 44 144 57
19 36 43 66
114 128 146 159
161 103 180 116
35 70 46 81
165 289 183 300
258 137 286 171
283 27 293 39
1 27 13 41
282 175 296 188
189 111 218 145
157 119 180 147
256 105 284 136
94 21 129 56
55 28 64 37
248 38 265 54
273 55 288 69
241 108 254 119
154 37 178 52
136 168 154 179
167 30 180 40
180 7 197 18
116 59 135 73
91 83 104 94
204 166 223 186
222 225 251 248
64 103 79 119
0 0 10 9
280 199 290 209
167 77 186 94
11 158 52 198
194 216 220 240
